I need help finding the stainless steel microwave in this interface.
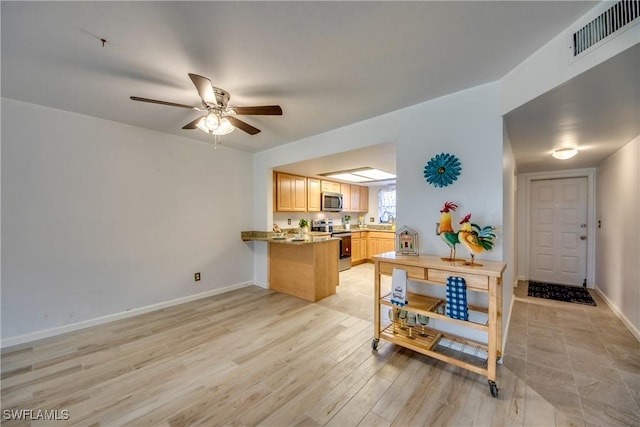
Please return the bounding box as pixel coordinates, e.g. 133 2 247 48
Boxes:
321 192 343 212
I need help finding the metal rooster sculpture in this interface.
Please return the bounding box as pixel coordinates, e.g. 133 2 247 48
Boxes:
458 214 497 266
436 202 461 261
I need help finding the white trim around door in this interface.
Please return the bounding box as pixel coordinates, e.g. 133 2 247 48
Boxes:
519 168 596 287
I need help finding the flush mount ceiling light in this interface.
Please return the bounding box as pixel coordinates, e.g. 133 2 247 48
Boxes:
322 167 396 183
552 148 578 160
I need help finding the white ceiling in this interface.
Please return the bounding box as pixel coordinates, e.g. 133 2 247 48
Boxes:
3 1 636 175
505 42 640 173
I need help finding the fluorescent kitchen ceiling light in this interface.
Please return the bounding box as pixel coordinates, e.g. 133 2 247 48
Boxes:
323 167 396 183
326 173 371 182
354 168 396 180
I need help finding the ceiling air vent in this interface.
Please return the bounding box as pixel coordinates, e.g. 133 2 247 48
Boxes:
572 0 639 56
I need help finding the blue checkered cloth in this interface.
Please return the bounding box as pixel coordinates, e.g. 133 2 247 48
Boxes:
446 276 469 320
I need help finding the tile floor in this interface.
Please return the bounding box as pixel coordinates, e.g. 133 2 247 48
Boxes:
505 281 640 427
332 263 640 426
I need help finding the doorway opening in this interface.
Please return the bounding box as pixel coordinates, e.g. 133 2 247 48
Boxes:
519 169 596 288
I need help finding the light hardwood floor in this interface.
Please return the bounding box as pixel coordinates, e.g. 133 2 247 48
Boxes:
1 264 638 426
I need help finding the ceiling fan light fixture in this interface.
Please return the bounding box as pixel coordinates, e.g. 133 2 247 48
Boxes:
552 148 578 160
195 112 236 135
195 117 211 133
213 117 235 135
205 113 219 130
131 73 281 138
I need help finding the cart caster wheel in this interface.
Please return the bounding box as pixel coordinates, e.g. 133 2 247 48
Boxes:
489 380 499 398
371 338 379 351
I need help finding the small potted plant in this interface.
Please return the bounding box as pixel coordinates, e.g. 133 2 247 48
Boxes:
298 218 309 233
343 215 351 230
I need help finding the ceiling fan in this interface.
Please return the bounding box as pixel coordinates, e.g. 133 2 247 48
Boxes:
130 73 282 136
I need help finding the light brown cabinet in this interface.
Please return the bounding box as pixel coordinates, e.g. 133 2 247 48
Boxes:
350 184 360 212
340 183 368 213
274 172 307 212
351 231 367 264
270 239 339 302
275 172 369 213
367 231 395 259
359 186 369 212
321 180 341 193
341 183 351 212
307 178 321 212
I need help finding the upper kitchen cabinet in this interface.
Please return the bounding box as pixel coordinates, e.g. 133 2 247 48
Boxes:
350 185 360 212
341 183 351 212
274 172 307 212
274 172 369 213
321 180 341 193
343 184 369 213
307 178 321 212
359 186 369 212
350 184 360 212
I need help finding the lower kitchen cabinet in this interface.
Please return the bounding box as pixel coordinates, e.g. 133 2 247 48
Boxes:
351 231 367 264
367 231 395 259
348 230 396 263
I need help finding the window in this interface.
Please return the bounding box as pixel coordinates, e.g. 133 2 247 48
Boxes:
378 185 396 223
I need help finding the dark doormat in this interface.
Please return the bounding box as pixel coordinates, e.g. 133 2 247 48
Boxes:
527 281 597 306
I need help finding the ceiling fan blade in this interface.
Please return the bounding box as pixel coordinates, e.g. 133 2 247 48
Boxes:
232 105 283 115
227 116 261 135
130 96 198 110
182 116 205 130
188 73 218 106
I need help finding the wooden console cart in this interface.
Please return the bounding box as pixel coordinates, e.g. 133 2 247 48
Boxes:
371 252 506 397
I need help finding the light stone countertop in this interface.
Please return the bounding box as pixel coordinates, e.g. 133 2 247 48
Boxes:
241 231 337 245
241 226 395 244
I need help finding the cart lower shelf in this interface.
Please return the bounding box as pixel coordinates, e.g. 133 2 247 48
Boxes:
372 324 499 398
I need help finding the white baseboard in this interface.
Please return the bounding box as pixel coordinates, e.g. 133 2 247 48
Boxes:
252 280 268 289
593 287 640 342
1 281 254 349
501 295 515 357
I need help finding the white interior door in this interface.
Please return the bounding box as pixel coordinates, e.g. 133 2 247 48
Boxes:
529 177 588 286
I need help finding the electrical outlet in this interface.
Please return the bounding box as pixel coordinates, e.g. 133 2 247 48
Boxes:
287 218 291 225
194 272 201 282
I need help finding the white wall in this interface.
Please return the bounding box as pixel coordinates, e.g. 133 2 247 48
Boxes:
253 82 511 338
595 136 640 338
1 98 255 344
255 82 504 258
501 2 640 115
501 122 517 348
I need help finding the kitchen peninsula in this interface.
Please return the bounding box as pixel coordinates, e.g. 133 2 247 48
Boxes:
241 232 339 302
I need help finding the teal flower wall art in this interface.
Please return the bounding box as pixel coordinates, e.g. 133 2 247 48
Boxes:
424 153 461 188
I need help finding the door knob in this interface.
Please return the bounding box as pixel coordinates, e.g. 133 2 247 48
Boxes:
580 235 587 240
580 223 587 228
